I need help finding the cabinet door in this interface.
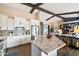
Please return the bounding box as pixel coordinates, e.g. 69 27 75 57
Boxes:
0 14 2 29
31 44 41 56
1 14 8 30
7 17 14 30
24 20 30 30
14 17 24 27
20 18 26 28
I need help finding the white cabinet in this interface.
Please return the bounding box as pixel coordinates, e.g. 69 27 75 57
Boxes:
31 44 57 56
7 36 31 48
0 14 15 30
7 37 16 48
24 20 30 30
14 17 25 27
41 50 57 56
14 17 30 30
0 14 8 30
7 17 14 30
0 15 2 29
31 44 41 56
0 14 30 30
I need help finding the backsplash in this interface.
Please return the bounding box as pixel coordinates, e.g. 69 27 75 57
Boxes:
0 29 30 36
0 31 8 36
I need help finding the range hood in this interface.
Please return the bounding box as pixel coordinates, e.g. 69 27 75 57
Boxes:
15 27 25 30
14 27 26 36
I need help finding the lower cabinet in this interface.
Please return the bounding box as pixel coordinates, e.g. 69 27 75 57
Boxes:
41 50 57 56
31 44 41 56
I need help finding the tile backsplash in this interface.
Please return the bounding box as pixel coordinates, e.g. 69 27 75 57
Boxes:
0 31 8 36
0 30 30 36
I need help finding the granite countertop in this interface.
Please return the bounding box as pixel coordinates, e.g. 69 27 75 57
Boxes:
52 33 79 39
0 36 7 40
32 35 65 55
6 35 31 48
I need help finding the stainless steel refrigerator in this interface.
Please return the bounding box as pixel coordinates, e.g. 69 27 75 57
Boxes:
31 25 39 40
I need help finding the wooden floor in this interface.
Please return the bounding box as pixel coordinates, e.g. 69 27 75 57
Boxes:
6 43 31 56
5 43 79 56
58 46 79 56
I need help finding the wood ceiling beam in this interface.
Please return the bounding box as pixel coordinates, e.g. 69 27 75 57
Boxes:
56 11 79 15
22 3 79 15
46 15 55 21
47 11 79 21
22 3 55 15
22 3 64 19
30 3 43 13
46 15 65 21
64 17 79 22
22 3 79 21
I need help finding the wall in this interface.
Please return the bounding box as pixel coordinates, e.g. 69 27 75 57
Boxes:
48 16 64 32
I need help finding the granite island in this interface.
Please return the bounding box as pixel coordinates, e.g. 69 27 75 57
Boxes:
31 35 66 56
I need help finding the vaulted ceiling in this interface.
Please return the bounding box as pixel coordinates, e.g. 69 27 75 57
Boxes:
22 3 79 21
1 3 79 22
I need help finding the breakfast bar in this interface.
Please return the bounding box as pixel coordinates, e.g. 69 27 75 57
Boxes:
32 35 65 56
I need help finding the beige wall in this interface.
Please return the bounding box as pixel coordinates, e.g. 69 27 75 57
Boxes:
52 20 63 31
48 16 64 32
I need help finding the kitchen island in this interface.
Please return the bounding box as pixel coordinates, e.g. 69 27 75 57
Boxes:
31 35 65 56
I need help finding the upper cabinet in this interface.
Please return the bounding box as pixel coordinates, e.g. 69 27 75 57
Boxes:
0 13 30 30
0 14 2 29
0 14 8 30
14 17 30 30
24 20 30 30
14 17 25 27
7 17 14 30
0 13 14 30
